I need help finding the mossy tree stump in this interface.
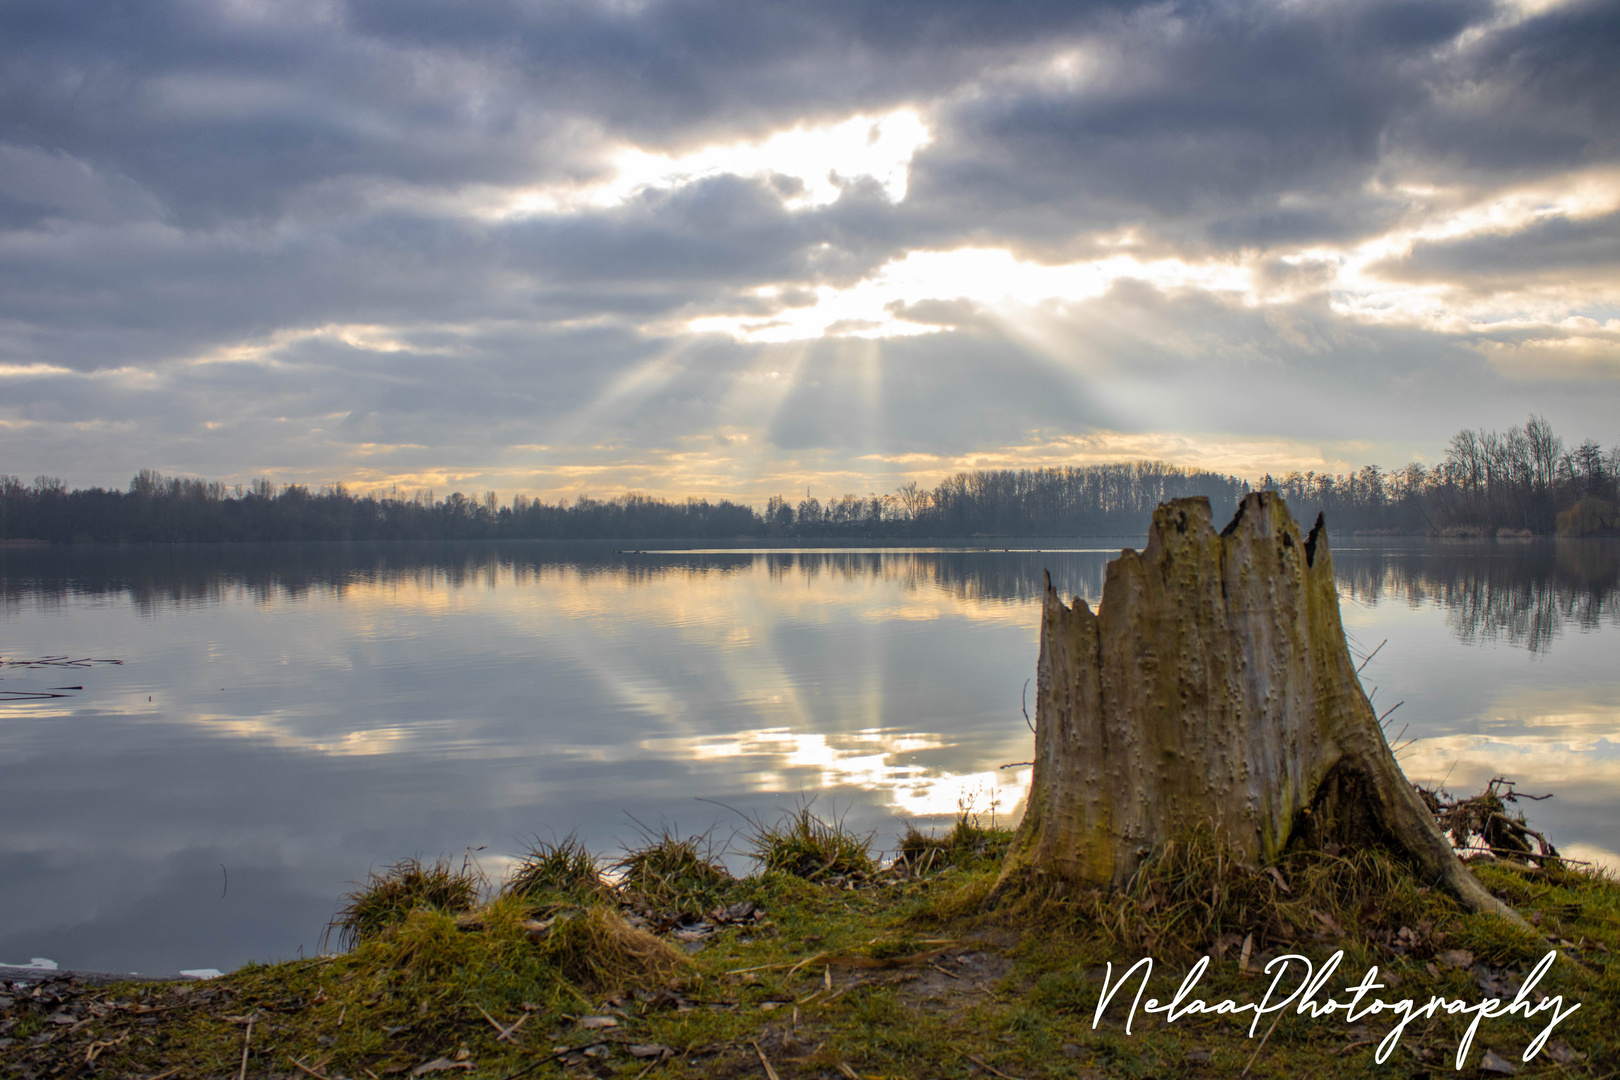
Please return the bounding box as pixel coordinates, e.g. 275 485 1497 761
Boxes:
998 493 1521 923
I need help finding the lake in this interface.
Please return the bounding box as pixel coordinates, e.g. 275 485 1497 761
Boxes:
2 536 1617 975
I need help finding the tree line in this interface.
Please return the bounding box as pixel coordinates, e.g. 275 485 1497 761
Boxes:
2 417 1615 544
1262 415 1619 536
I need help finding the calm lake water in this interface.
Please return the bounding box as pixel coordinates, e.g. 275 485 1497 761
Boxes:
2 537 1617 974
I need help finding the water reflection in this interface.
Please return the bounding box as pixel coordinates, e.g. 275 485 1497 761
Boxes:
2 542 1119 613
1335 539 1620 653
7 539 1617 652
0 538 1616 974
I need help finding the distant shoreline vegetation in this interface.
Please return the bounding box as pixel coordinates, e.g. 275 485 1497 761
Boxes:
3 416 1616 544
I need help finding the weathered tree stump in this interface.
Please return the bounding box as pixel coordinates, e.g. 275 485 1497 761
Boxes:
998 492 1521 923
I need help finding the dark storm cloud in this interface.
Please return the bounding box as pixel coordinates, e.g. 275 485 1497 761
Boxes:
1 0 1616 487
904 0 1497 255
0 0 1134 225
1404 0 1620 176
0 174 824 373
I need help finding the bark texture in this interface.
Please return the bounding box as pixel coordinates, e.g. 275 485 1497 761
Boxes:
998 493 1520 922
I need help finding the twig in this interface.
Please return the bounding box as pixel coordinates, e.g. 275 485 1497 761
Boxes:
786 952 829 978
723 961 797 975
291 1059 332 1080
822 980 862 1004
476 1004 528 1043
1465 844 1589 865
1356 639 1386 674
1242 1010 1283 1076
960 1050 1024 1079
238 1016 254 1080
752 1040 782 1080
1021 680 1034 733
998 761 1034 769
495 1055 554 1080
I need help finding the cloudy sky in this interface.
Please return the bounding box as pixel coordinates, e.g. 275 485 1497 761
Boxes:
2 0 1617 503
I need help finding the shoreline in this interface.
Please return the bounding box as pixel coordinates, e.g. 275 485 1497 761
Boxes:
2 822 1614 1078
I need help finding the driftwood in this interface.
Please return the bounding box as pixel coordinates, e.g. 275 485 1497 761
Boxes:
998 493 1522 925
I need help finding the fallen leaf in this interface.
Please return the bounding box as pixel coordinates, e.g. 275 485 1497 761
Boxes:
628 1044 670 1059
575 1016 618 1029
1542 1040 1585 1065
1437 949 1474 969
1479 1048 1517 1074
410 1059 474 1076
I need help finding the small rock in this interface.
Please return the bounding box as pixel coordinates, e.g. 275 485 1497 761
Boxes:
1479 1048 1517 1074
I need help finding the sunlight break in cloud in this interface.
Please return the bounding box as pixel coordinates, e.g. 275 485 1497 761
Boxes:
690 247 1257 343
689 165 1620 347
499 108 931 218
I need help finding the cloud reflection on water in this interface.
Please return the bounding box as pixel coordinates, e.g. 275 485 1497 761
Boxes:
0 538 1615 971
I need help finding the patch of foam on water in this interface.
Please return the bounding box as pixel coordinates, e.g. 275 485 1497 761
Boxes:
179 968 224 979
0 958 59 970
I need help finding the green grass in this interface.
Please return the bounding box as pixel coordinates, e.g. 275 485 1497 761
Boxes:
6 829 1617 1080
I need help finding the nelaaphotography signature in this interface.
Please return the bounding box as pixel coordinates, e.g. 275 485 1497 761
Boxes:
1092 948 1581 1071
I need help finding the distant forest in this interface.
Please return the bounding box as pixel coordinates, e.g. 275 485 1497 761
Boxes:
2 416 1616 543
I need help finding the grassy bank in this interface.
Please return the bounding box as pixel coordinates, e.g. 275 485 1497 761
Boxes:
3 812 1616 1079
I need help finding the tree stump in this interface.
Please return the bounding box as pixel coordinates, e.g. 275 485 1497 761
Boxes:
998 492 1521 923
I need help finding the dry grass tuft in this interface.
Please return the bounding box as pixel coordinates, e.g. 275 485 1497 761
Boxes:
503 834 607 901
614 828 732 912
537 906 693 991
983 831 1463 959
326 856 481 950
896 819 1012 875
748 804 875 881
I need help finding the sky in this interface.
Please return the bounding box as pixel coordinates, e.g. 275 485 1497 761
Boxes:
2 0 1618 505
